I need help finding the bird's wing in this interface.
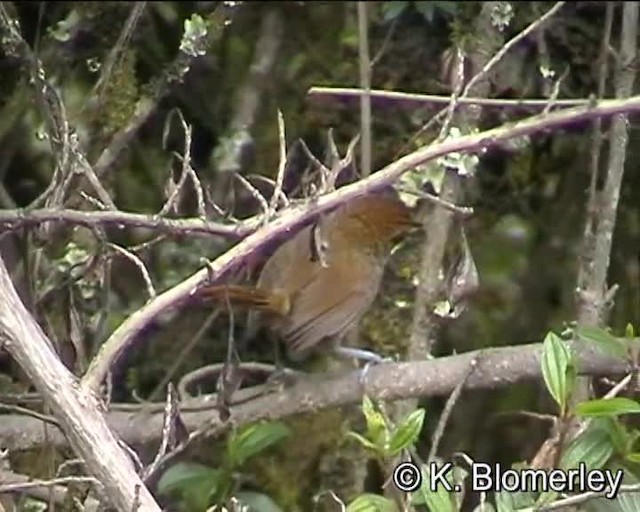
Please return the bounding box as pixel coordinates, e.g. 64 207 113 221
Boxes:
282 255 383 356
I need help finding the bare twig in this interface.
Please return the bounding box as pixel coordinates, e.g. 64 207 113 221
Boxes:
94 5 235 177
539 482 640 510
397 1 567 156
0 469 100 512
357 1 372 177
428 358 478 462
462 2 566 98
0 402 59 427
234 173 269 218
92 2 147 105
147 310 221 402
396 186 473 216
108 243 156 300
268 110 288 217
0 208 255 239
0 257 162 511
0 476 101 494
307 87 591 109
81 95 640 393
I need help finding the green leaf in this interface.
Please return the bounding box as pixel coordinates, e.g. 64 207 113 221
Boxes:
575 325 626 358
347 431 380 454
235 491 284 512
495 485 536 512
541 332 573 412
157 462 220 495
388 409 426 456
362 395 388 449
576 397 640 417
599 416 632 455
347 493 397 512
561 421 613 472
626 323 636 338
157 462 222 512
227 421 290 468
411 465 456 512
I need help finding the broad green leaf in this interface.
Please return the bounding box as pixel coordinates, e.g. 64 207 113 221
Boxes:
577 397 640 417
575 326 626 358
347 493 397 512
599 416 631 455
227 421 290 468
561 422 613 472
411 465 456 512
495 486 536 512
235 491 284 512
157 462 221 512
541 332 572 411
388 409 426 456
157 462 220 495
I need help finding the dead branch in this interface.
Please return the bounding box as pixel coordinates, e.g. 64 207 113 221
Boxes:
0 341 626 452
0 208 257 239
0 257 161 511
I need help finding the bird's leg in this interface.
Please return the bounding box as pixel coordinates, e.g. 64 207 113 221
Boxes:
333 345 393 364
265 335 294 389
333 346 394 388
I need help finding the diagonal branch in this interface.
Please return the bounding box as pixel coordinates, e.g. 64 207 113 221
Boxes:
0 256 161 512
80 94 640 393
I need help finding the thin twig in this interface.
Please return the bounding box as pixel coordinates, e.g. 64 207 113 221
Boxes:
234 173 269 218
268 110 288 217
396 186 473 216
462 2 567 98
0 476 101 494
0 208 254 239
92 2 147 104
307 87 589 109
147 309 221 402
428 358 478 462
108 243 156 300
397 1 567 156
357 1 372 177
539 482 640 510
94 4 235 177
0 402 60 427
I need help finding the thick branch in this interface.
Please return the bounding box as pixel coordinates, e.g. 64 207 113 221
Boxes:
0 257 161 512
82 95 640 393
2 342 625 451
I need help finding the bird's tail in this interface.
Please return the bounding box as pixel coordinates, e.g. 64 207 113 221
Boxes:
198 284 289 316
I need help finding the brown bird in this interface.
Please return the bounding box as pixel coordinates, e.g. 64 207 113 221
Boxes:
200 193 417 361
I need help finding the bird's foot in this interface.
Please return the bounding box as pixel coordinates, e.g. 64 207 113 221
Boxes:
265 366 300 391
333 346 393 365
333 346 394 387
